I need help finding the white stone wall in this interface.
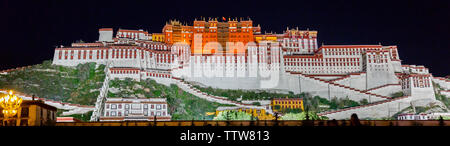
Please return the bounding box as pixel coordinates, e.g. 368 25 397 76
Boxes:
367 84 402 97
334 73 367 90
365 51 399 89
323 96 413 119
99 30 113 42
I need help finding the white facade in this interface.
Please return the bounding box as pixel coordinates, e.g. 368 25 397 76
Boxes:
53 28 442 120
99 28 113 42
397 113 429 120
100 98 171 121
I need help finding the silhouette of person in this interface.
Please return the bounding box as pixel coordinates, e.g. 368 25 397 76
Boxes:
350 113 361 126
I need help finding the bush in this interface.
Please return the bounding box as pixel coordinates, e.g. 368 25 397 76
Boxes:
214 111 252 120
252 102 261 106
391 92 404 98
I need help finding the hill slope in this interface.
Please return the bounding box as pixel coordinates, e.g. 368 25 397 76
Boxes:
0 60 105 105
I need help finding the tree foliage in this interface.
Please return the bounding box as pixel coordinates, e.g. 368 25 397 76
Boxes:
0 60 105 105
213 110 252 120
280 112 328 120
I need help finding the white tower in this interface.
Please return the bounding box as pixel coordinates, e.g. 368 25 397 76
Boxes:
98 28 113 42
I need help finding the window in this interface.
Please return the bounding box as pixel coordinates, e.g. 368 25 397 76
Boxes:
131 104 141 110
144 104 148 109
118 104 122 109
111 111 116 116
21 107 29 117
157 105 161 110
111 104 117 109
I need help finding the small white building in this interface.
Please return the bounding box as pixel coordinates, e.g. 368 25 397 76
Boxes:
397 113 429 120
100 97 171 121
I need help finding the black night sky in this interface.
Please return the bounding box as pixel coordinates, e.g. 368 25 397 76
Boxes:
1 0 449 76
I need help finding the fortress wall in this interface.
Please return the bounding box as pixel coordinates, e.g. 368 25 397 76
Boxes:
411 86 436 101
334 73 367 90
173 63 389 103
367 70 399 89
109 59 141 68
391 61 402 72
324 97 413 119
281 73 387 102
367 84 402 97
53 58 108 67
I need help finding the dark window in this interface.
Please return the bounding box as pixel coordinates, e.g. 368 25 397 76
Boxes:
21 107 29 117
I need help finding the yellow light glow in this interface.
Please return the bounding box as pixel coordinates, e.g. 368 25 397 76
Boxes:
1 90 23 119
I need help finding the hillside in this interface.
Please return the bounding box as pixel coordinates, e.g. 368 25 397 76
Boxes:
192 85 365 113
0 60 105 105
108 78 234 120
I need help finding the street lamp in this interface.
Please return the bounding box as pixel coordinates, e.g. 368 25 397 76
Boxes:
0 90 23 126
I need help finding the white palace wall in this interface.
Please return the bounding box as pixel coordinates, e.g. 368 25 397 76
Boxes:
367 84 402 97
334 73 367 90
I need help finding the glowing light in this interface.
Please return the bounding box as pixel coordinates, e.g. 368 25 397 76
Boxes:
0 90 23 119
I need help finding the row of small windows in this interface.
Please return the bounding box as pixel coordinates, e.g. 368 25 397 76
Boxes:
106 104 166 110
285 62 361 66
110 70 139 74
285 58 360 62
105 111 166 117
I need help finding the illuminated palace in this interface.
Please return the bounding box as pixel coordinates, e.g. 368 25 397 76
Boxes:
51 17 449 120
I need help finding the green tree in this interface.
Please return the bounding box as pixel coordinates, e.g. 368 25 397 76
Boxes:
280 111 328 120
214 111 252 120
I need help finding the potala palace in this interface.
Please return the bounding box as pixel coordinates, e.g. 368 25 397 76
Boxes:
50 18 449 121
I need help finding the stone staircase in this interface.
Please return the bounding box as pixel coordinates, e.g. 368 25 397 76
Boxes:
287 71 392 100
171 77 273 115
318 95 411 119
328 72 366 83
363 83 401 92
90 62 112 121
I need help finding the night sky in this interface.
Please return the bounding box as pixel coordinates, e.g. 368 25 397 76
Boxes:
1 0 449 76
